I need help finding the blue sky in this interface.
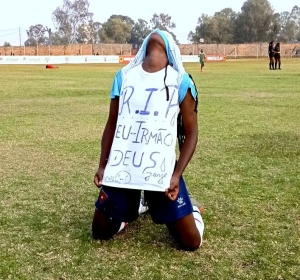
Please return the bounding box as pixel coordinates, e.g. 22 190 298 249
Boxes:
0 0 298 45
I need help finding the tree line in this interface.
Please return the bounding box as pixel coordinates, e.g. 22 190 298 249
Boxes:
189 1 300 44
23 0 177 47
22 0 300 47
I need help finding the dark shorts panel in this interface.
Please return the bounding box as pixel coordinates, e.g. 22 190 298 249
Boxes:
274 54 281 59
269 54 274 58
95 176 193 224
145 176 193 224
95 187 141 223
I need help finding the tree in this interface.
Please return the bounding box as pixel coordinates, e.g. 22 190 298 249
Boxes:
213 8 237 43
188 14 207 43
150 13 178 43
287 5 300 41
280 11 292 30
77 21 101 44
150 13 176 30
51 31 69 45
3 42 11 47
43 26 53 45
238 0 277 42
278 11 291 41
290 5 300 25
24 24 47 46
233 10 253 43
129 19 151 47
278 6 300 41
188 14 219 44
269 13 281 41
110 15 134 27
52 0 94 44
188 9 237 44
99 15 133 43
199 17 219 43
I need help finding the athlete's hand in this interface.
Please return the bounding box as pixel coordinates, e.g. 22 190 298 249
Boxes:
165 175 180 201
94 167 104 188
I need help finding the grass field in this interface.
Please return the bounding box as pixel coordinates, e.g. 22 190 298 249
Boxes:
1 59 300 280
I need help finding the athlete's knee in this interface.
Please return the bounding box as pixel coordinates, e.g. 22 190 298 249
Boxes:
92 209 121 240
179 233 201 251
168 224 201 251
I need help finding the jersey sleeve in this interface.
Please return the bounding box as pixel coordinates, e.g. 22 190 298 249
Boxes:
178 73 197 104
109 70 122 99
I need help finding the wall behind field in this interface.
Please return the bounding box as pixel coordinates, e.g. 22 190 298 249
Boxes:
0 43 299 57
183 43 300 57
0 44 133 56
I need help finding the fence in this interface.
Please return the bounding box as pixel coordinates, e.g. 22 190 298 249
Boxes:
180 43 300 58
0 44 133 56
0 43 300 57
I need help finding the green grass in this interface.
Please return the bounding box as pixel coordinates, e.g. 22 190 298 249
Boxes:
1 60 300 280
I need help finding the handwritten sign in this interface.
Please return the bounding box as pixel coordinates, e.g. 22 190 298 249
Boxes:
102 71 179 192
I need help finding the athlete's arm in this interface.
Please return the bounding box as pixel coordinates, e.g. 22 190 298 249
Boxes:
174 89 198 178
94 98 119 187
165 89 198 200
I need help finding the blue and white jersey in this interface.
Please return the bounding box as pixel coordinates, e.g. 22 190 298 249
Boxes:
102 28 198 191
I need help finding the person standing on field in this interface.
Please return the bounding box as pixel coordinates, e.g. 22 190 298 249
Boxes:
274 43 281 70
198 49 206 72
268 41 275 70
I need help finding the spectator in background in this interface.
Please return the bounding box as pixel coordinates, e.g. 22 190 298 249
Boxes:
268 41 275 70
274 43 281 70
198 49 206 72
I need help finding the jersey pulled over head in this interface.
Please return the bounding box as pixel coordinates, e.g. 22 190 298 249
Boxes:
122 29 186 86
